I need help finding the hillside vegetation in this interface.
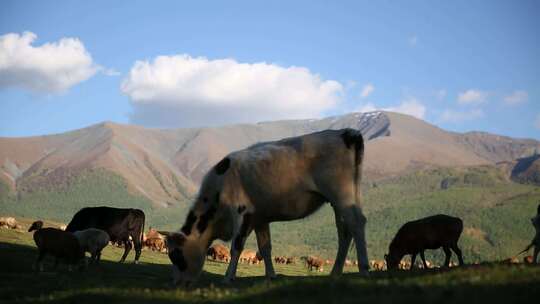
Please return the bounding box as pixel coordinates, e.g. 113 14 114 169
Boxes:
2 165 539 263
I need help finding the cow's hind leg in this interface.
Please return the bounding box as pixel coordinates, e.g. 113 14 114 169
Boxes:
420 250 429 269
224 213 253 283
255 223 277 280
450 243 464 266
410 253 417 270
132 233 143 264
442 246 452 267
120 240 132 263
331 208 353 277
533 245 539 264
339 204 369 274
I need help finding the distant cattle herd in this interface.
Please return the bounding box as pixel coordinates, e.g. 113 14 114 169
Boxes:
2 129 540 286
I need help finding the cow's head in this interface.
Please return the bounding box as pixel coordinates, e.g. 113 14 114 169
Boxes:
159 231 206 286
28 220 43 232
384 252 401 271
161 157 236 286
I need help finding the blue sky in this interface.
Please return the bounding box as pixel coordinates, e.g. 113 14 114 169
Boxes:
0 0 539 139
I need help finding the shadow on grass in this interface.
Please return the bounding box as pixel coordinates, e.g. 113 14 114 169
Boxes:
1 242 539 304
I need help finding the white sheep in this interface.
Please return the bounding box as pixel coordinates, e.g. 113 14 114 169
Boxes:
73 228 110 264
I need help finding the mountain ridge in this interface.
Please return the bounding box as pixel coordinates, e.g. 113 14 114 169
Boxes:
1 111 539 206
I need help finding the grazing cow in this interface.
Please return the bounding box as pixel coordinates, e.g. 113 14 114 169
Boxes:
66 207 145 263
370 260 386 271
144 228 166 252
286 256 296 264
160 129 368 286
145 238 166 252
385 214 464 270
302 256 324 272
207 243 231 262
274 256 287 264
239 249 260 264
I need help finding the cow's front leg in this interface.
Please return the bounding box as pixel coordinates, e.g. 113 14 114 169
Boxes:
331 208 352 277
224 213 253 283
255 223 277 280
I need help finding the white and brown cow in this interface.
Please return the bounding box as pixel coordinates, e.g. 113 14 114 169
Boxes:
160 129 368 286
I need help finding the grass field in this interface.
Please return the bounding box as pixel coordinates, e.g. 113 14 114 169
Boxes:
1 223 540 304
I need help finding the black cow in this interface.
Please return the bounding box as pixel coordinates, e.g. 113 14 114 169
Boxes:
66 206 145 263
385 214 464 270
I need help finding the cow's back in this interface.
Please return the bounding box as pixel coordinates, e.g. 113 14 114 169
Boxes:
392 215 463 250
66 207 144 241
227 129 359 218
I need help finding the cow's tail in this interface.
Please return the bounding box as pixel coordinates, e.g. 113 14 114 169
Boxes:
341 129 365 205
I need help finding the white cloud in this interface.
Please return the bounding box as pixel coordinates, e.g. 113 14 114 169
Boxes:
384 98 426 119
356 98 426 120
121 54 343 128
503 90 528 105
535 114 540 130
457 89 488 105
440 109 484 123
360 83 374 98
0 31 98 93
409 35 418 47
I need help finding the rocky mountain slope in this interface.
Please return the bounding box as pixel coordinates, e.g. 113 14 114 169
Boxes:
1 111 539 206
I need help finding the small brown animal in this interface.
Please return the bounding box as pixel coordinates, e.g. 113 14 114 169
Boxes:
385 214 464 270
28 221 85 271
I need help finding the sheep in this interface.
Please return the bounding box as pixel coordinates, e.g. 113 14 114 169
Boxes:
72 228 110 264
28 220 85 271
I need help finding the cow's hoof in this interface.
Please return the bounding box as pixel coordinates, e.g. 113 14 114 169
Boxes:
222 277 235 284
359 269 370 277
134 260 139 265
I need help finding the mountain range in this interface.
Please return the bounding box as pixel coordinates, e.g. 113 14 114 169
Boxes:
1 111 539 207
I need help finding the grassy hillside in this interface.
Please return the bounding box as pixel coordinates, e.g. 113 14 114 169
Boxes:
1 226 539 304
1 166 539 264
0 169 187 230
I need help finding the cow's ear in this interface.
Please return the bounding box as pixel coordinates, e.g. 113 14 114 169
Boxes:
215 157 230 175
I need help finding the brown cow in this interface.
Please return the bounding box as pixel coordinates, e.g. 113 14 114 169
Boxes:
239 249 259 264
286 256 296 264
274 256 287 264
207 244 230 262
145 238 166 252
370 260 386 271
385 214 464 270
302 256 324 272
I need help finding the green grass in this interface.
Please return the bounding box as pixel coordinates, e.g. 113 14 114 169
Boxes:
1 227 540 304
